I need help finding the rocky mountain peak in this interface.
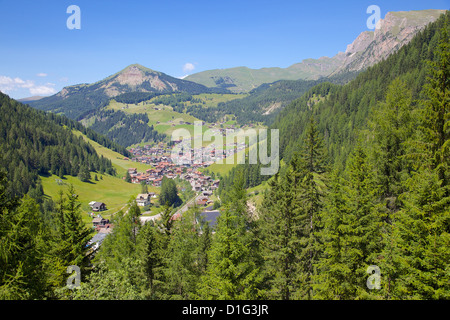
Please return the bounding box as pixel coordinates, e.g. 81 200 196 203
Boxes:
333 9 446 75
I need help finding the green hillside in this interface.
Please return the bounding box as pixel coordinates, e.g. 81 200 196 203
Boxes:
40 173 153 222
185 60 340 93
72 130 152 177
273 11 450 168
0 92 120 198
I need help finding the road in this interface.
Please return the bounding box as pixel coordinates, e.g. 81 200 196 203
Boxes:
139 192 200 224
139 211 162 224
173 192 200 216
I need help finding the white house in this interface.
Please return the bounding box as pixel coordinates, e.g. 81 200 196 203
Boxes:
136 193 151 207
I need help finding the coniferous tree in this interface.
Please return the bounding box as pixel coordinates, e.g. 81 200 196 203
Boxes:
368 79 416 299
163 208 203 299
136 221 163 299
199 172 262 299
62 185 92 271
125 171 132 183
259 167 303 300
159 203 174 237
317 146 382 299
0 184 47 299
395 23 450 299
295 116 328 299
159 177 181 207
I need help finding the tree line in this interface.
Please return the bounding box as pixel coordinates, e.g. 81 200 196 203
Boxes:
0 93 118 198
90 109 166 147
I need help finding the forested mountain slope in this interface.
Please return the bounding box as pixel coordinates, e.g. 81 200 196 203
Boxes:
0 92 127 198
273 10 449 168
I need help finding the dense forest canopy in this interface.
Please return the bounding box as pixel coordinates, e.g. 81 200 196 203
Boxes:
0 92 123 198
88 109 166 148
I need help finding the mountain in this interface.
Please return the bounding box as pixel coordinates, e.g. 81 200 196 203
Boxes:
17 96 46 102
330 9 447 76
272 10 449 166
184 58 341 93
30 64 228 120
185 9 446 93
195 70 358 125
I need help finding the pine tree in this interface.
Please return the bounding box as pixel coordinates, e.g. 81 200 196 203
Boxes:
197 220 212 274
370 78 414 205
78 165 90 182
421 21 450 187
141 181 148 194
395 23 450 299
198 171 262 300
159 177 181 207
314 146 382 299
0 191 47 299
313 172 348 299
367 78 416 300
259 167 303 300
127 199 141 245
397 167 450 299
136 221 162 299
163 208 203 299
295 116 328 299
159 203 174 236
63 184 92 270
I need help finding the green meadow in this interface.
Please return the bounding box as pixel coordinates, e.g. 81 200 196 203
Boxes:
40 173 158 223
72 130 153 177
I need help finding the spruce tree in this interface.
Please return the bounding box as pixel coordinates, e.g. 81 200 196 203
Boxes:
63 184 92 270
259 167 303 300
396 23 450 299
136 221 162 299
198 171 262 300
163 208 203 299
295 116 328 299
367 79 416 300
315 146 382 299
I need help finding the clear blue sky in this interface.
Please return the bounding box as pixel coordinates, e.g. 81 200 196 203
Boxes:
0 0 448 99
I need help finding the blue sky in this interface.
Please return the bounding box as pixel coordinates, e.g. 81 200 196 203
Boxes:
0 0 448 99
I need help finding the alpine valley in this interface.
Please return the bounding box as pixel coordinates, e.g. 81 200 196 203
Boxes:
0 7 448 302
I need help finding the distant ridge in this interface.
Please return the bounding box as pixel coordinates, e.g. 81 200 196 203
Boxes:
185 9 446 92
17 95 46 102
30 64 228 120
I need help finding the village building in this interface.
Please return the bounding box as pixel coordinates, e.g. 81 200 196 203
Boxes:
136 193 151 207
91 202 107 212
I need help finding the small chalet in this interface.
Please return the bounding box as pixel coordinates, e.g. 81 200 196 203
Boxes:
92 202 107 212
196 196 209 206
136 193 151 207
92 217 109 227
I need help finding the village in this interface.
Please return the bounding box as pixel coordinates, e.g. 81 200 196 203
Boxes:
86 138 248 250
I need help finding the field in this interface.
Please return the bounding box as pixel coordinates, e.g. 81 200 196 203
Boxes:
72 130 153 177
105 93 247 138
40 173 158 224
